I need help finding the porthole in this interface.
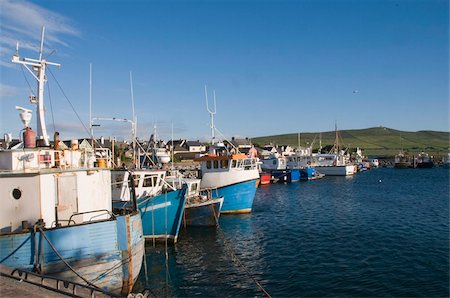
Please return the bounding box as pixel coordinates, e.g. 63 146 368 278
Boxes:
12 188 22 200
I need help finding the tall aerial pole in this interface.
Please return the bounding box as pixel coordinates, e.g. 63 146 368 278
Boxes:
130 71 137 167
89 63 93 145
12 26 60 146
205 85 217 145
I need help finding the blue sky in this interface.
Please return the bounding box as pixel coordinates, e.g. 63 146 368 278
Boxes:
1 0 448 142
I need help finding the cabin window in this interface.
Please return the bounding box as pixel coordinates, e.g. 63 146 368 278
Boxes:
207 161 212 169
232 160 237 168
12 188 22 200
213 160 219 168
220 160 229 169
115 175 124 188
190 184 198 192
143 175 154 187
133 175 140 187
272 160 276 165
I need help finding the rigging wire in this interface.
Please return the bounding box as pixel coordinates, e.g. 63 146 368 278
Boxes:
47 67 119 168
20 65 35 97
47 67 90 136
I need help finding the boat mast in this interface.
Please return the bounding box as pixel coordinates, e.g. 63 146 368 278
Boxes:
334 121 339 154
12 26 60 146
319 132 322 153
205 85 217 145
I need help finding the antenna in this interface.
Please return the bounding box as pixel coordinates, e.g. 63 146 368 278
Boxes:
11 26 61 146
205 85 217 145
89 63 93 143
130 71 137 167
39 27 45 61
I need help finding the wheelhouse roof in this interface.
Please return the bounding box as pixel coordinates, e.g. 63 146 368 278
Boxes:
194 153 248 162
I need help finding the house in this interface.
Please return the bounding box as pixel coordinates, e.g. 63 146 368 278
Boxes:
185 141 206 153
229 137 252 154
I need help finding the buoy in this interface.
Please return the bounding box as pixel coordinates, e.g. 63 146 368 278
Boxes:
378 179 382 183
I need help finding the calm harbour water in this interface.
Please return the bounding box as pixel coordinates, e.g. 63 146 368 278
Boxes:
135 168 449 297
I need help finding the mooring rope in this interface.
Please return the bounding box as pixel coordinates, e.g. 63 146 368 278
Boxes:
37 227 101 290
212 212 272 298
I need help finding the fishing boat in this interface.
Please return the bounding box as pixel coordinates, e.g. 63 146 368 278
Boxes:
166 176 223 227
0 28 144 296
394 151 413 168
195 88 260 214
415 152 434 168
314 125 356 176
260 153 287 171
112 169 186 243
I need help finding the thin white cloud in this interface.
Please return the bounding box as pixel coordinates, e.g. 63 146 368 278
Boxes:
0 0 80 57
0 83 19 97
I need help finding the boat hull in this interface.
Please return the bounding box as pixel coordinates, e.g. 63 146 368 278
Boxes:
260 173 271 185
394 162 413 169
300 167 316 180
0 212 144 296
183 198 223 226
215 179 258 214
315 165 355 176
416 162 434 168
137 188 186 243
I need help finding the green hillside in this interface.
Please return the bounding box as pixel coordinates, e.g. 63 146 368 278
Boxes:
251 127 449 157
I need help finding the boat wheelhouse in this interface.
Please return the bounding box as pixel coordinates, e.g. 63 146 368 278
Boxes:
195 153 259 214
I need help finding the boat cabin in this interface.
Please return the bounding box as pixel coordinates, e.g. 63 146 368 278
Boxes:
0 148 111 233
111 169 166 201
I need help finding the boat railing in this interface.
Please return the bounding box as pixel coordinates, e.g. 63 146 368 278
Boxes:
50 219 76 228
68 209 115 225
2 267 118 297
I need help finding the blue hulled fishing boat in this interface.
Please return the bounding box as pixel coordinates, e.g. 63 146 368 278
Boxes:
194 87 259 214
0 28 144 295
112 169 186 243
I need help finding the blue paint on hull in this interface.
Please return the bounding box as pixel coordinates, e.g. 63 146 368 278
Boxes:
300 167 316 180
137 188 186 242
0 212 144 295
183 200 221 226
268 169 301 183
290 169 301 182
216 180 257 213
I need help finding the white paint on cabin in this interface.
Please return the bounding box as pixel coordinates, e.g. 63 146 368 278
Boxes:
200 158 259 189
1 148 114 232
112 170 166 201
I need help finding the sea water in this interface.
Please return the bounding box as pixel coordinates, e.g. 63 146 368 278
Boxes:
135 168 449 297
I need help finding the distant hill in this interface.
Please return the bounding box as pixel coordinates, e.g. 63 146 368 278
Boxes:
251 127 450 157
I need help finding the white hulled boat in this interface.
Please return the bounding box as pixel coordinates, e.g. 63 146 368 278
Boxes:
314 125 356 176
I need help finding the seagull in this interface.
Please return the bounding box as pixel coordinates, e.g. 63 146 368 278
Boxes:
352 90 359 94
